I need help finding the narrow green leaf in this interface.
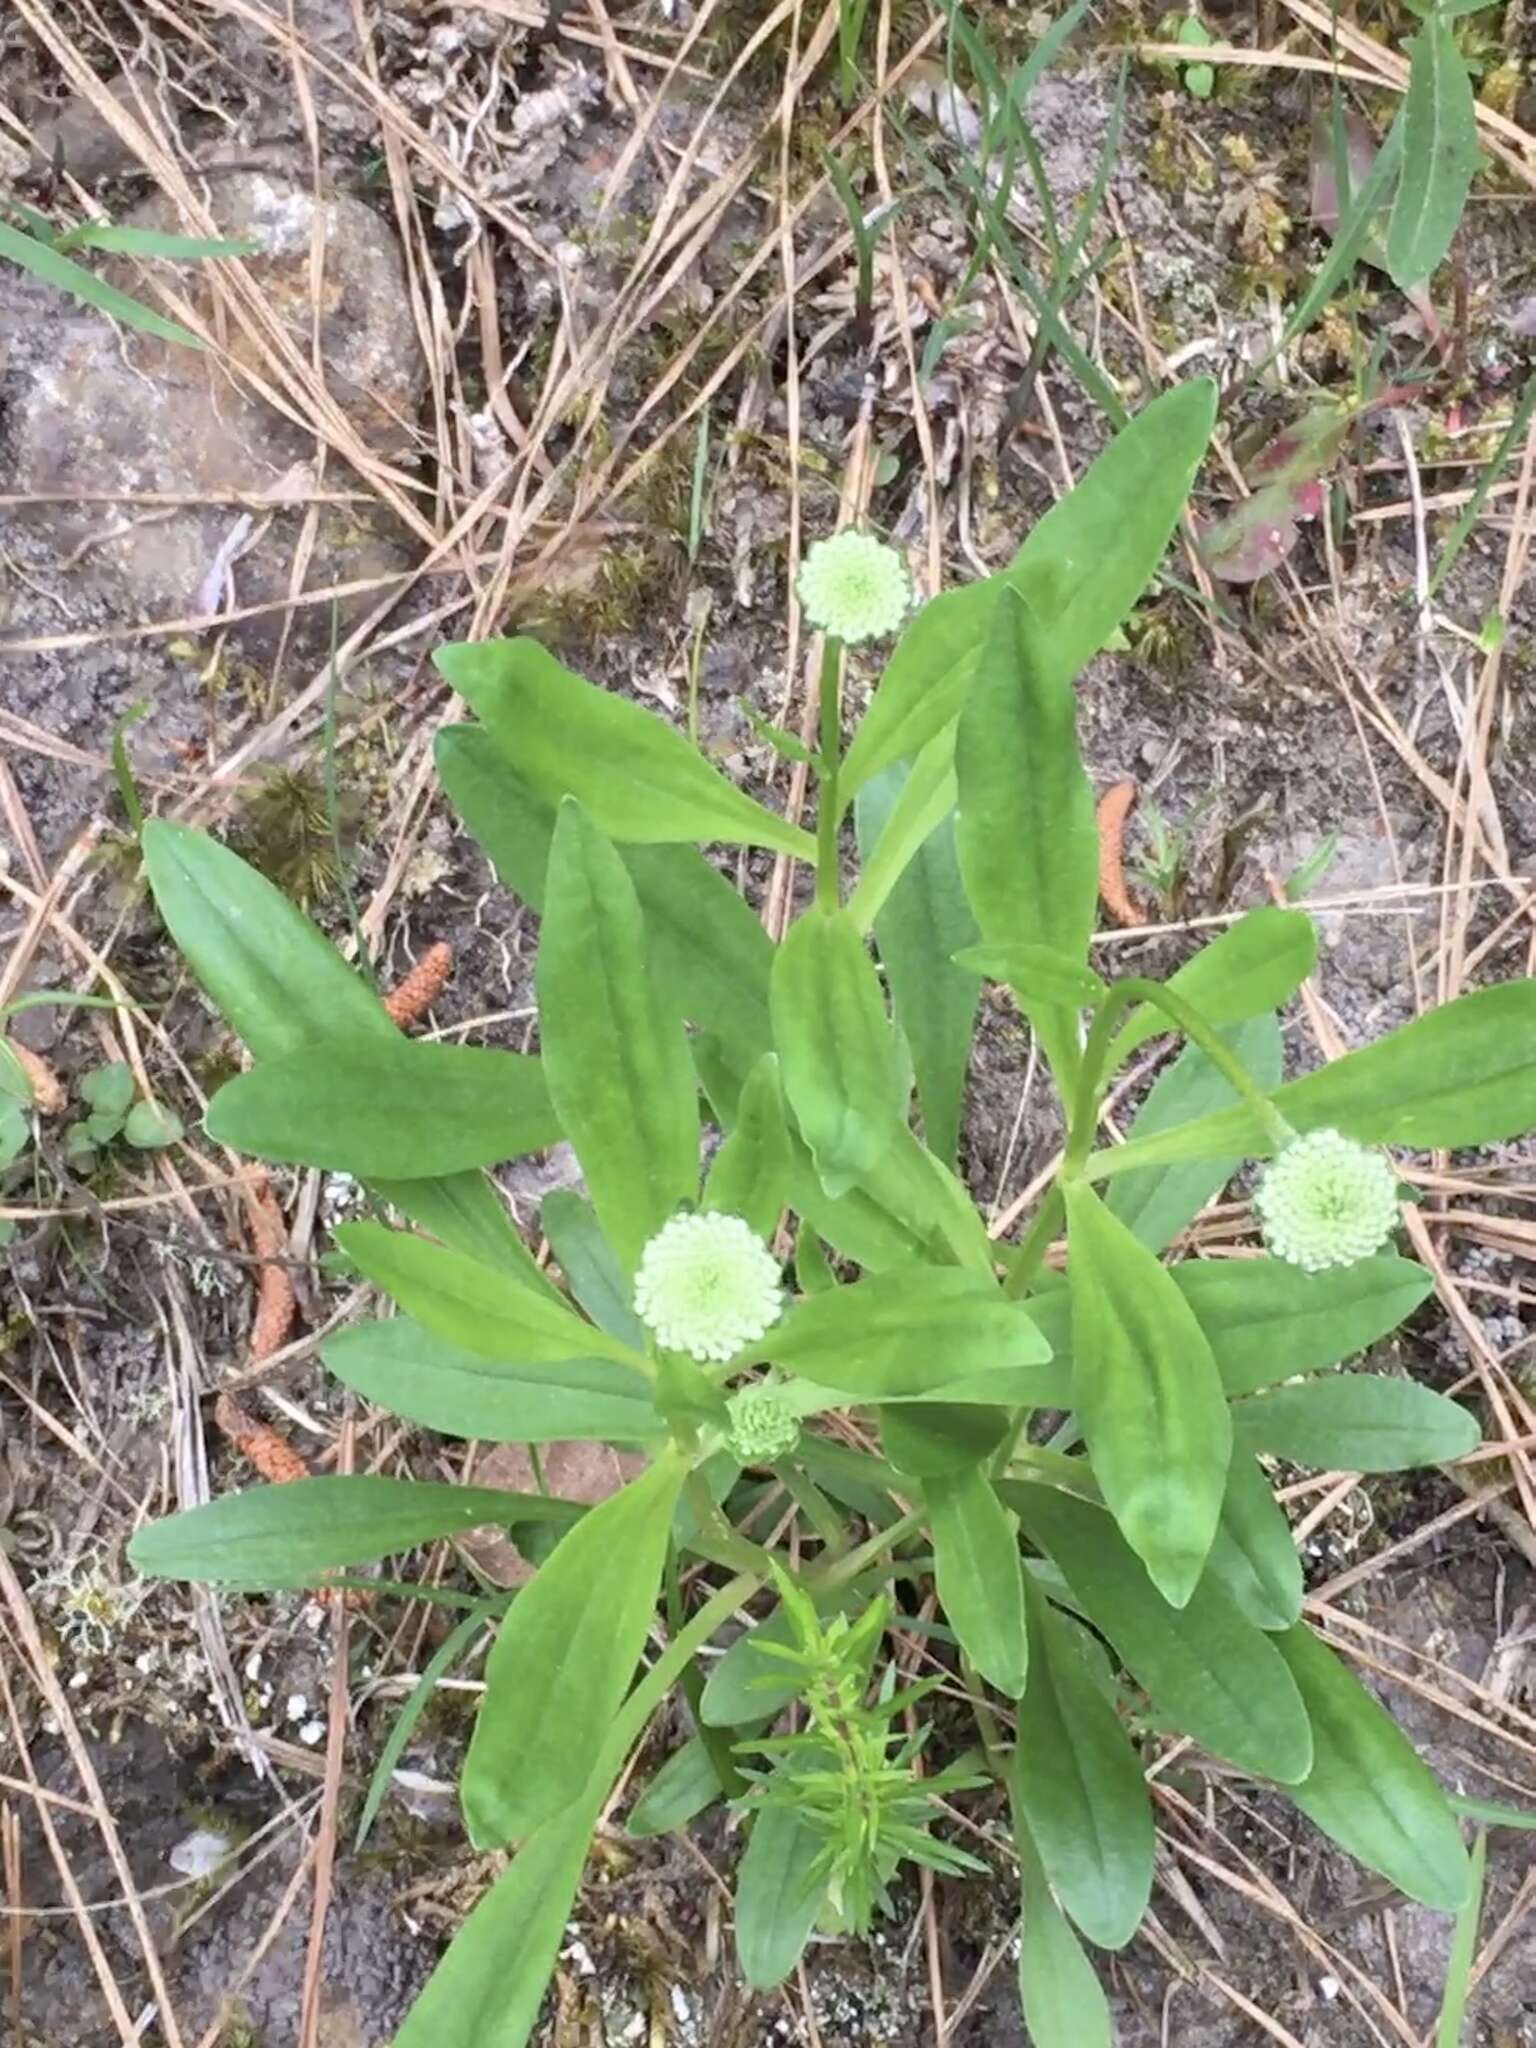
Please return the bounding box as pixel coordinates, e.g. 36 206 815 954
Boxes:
434 638 814 860
56 225 258 259
928 1469 1029 1696
845 728 958 936
374 1170 553 1287
842 380 1218 794
734 1794 824 1989
1206 1450 1304 1631
321 1317 660 1443
1435 1828 1486 2048
771 907 906 1197
1234 1375 1480 1472
437 726 774 1065
539 801 698 1274
540 1190 647 1345
0 217 205 348
1106 1016 1282 1254
1086 984 1536 1178
954 943 1106 1008
1013 1572 1154 1948
703 1052 792 1240
1273 1623 1470 1910
127 1476 577 1586
1011 1484 1313 1783
627 1736 725 1837
1101 907 1316 1072
1064 1183 1231 1607
856 763 979 1166
764 1269 1051 1400
206 1040 560 1179
463 1455 684 1846
335 1221 644 1367
883 1403 1011 1478
1386 17 1480 290
357 1598 500 1848
1015 1822 1114 2048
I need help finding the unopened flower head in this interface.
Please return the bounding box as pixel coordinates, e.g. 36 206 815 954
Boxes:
797 531 911 645
726 1382 801 1464
633 1211 783 1363
1254 1127 1400 1273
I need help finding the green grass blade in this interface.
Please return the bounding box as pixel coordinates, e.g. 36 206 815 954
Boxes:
52 224 259 259
1428 373 1536 604
1435 1828 1486 2048
356 1597 500 1848
0 218 205 348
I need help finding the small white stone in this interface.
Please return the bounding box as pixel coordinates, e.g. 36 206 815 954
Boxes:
68 1669 90 1691
169 1828 233 1880
284 1693 308 1722
1319 1976 1341 2002
299 1718 326 1746
244 1652 263 1682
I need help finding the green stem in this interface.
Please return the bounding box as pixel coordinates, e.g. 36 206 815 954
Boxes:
815 637 844 911
810 1507 924 1595
1003 1182 1064 1300
686 1469 777 1578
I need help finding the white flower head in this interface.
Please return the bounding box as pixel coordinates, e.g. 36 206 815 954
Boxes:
633 1211 783 1363
796 531 912 645
1254 1127 1400 1273
726 1382 801 1464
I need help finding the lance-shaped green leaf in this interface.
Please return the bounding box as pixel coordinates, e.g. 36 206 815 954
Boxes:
1206 1449 1304 1632
1086 983 1536 1179
1106 1015 1282 1254
1015 1821 1114 2048
1064 1182 1231 1607
205 1039 560 1179
321 1318 660 1444
128 1475 579 1586
376 1171 555 1290
1022 1253 1433 1406
438 724 774 1064
1100 906 1316 1071
842 379 1218 794
1273 1623 1470 1910
855 763 979 1166
463 1454 684 1846
539 801 699 1274
928 1469 1029 1696
703 1052 792 1240
734 1795 825 1989
1013 1572 1153 1948
336 1220 645 1368
626 1736 727 1838
1387 15 1481 292
540 1190 646 1346
1011 1484 1313 1783
846 728 958 935
1234 1375 1480 1473
954 944 1106 1007
771 907 907 1197
434 637 813 860
763 1269 1051 1401
955 586 1097 1078
883 1403 1012 1478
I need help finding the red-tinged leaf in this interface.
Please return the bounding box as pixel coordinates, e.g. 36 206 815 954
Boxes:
1309 109 1387 258
1200 403 1353 584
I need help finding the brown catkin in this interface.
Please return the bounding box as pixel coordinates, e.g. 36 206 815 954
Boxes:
1096 779 1144 930
5 1041 65 1115
383 941 453 1030
213 1392 310 1485
245 1176 295 1365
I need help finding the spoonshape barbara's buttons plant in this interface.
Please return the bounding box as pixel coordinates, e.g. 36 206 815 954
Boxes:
127 372 1535 2048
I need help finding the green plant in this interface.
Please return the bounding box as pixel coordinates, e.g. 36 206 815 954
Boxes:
0 204 256 349
124 376 1536 2046
63 1059 183 1162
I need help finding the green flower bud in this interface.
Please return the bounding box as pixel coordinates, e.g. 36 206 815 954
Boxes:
633 1211 783 1364
726 1383 801 1464
1253 1127 1400 1272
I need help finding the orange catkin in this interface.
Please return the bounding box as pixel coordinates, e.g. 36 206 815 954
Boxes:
1095 779 1143 930
213 1392 310 1484
383 942 453 1030
5 1041 65 1115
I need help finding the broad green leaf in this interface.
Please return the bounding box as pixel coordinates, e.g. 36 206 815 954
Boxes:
1234 1375 1480 1472
1273 1623 1470 1909
123 1099 182 1147
205 1040 560 1179
842 380 1218 794
1064 1183 1231 1607
626 1735 725 1837
1011 1484 1313 1783
462 1454 684 1846
1101 907 1316 1070
1207 1450 1304 1631
764 1269 1051 1400
437 725 773 1064
393 1788 597 2048
1386 16 1480 291
770 907 906 1197
0 217 205 349
955 586 1097 1078
928 1469 1029 1696
82 1062 135 1116
845 728 958 935
1013 1572 1153 1948
375 1169 554 1288
734 1794 825 1989
1086 984 1536 1178
1015 1822 1114 2048
540 1189 647 1345
953 944 1106 1007
856 762 979 1166
703 1052 792 1240
1106 1015 1283 1253
321 1317 660 1443
336 1220 644 1368
852 1121 996 1274
434 638 813 860
128 1475 578 1586
883 1403 1011 1478
539 801 698 1273
1021 1252 1432 1406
